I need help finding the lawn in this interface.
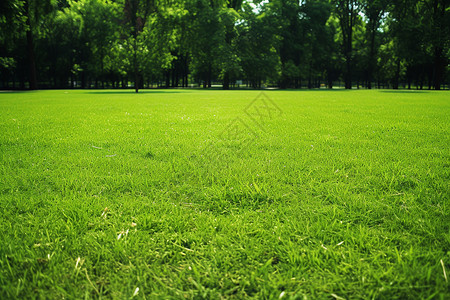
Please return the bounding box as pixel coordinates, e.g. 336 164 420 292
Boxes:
0 89 449 299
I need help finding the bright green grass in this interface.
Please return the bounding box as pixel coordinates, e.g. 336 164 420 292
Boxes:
0 89 449 299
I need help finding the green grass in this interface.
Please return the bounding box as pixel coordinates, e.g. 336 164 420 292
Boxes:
0 89 449 299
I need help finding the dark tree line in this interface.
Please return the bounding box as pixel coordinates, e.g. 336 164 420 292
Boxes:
0 0 448 91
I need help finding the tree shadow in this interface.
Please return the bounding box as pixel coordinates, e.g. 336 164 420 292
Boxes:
380 90 430 94
0 89 185 94
85 90 184 94
264 88 352 92
0 90 37 93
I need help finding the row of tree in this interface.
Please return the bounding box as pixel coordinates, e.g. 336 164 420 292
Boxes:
0 0 448 91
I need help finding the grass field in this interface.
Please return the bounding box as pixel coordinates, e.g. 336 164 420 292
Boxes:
0 89 449 299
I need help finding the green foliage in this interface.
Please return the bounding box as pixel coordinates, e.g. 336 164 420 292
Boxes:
236 2 281 87
0 0 26 40
0 0 448 89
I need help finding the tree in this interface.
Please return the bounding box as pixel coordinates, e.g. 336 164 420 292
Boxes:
362 0 386 89
268 0 303 88
236 1 280 88
300 0 336 88
0 0 24 88
141 4 180 87
426 0 448 90
0 0 53 89
0 0 447 90
221 0 243 89
80 0 121 88
123 0 157 92
186 0 222 88
323 15 341 88
332 0 362 89
388 0 426 89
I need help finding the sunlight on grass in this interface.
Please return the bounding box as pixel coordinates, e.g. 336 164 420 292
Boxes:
0 89 449 298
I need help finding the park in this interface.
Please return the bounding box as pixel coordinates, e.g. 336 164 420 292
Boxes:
0 0 449 299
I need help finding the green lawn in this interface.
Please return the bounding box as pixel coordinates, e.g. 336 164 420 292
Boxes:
0 89 449 299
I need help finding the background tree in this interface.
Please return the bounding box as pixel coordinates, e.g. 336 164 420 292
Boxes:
0 0 24 88
268 0 303 88
0 0 54 89
221 0 243 89
0 0 448 90
332 0 362 89
236 1 280 88
362 0 386 89
425 0 448 90
186 0 222 88
300 0 336 88
123 0 157 92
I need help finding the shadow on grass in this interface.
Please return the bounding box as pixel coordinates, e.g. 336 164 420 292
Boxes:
275 89 442 92
0 89 184 94
0 90 38 93
380 90 431 93
257 89 353 92
85 90 184 94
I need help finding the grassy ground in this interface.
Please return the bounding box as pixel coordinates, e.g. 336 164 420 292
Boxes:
0 89 449 299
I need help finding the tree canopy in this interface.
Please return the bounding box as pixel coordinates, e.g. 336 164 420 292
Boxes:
0 0 448 90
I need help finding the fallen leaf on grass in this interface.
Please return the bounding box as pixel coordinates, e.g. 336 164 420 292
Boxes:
101 207 108 218
37 258 48 264
117 229 129 240
75 257 85 269
441 259 447 282
331 293 345 300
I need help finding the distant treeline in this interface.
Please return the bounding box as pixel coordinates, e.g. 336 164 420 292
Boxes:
0 0 448 92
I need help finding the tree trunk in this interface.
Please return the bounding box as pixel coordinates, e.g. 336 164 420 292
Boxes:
81 72 86 89
432 0 445 90
393 59 401 89
165 70 170 88
366 10 381 90
134 37 139 93
339 1 356 90
344 55 352 89
24 0 38 90
433 47 443 90
207 65 212 88
101 50 105 89
223 72 230 90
